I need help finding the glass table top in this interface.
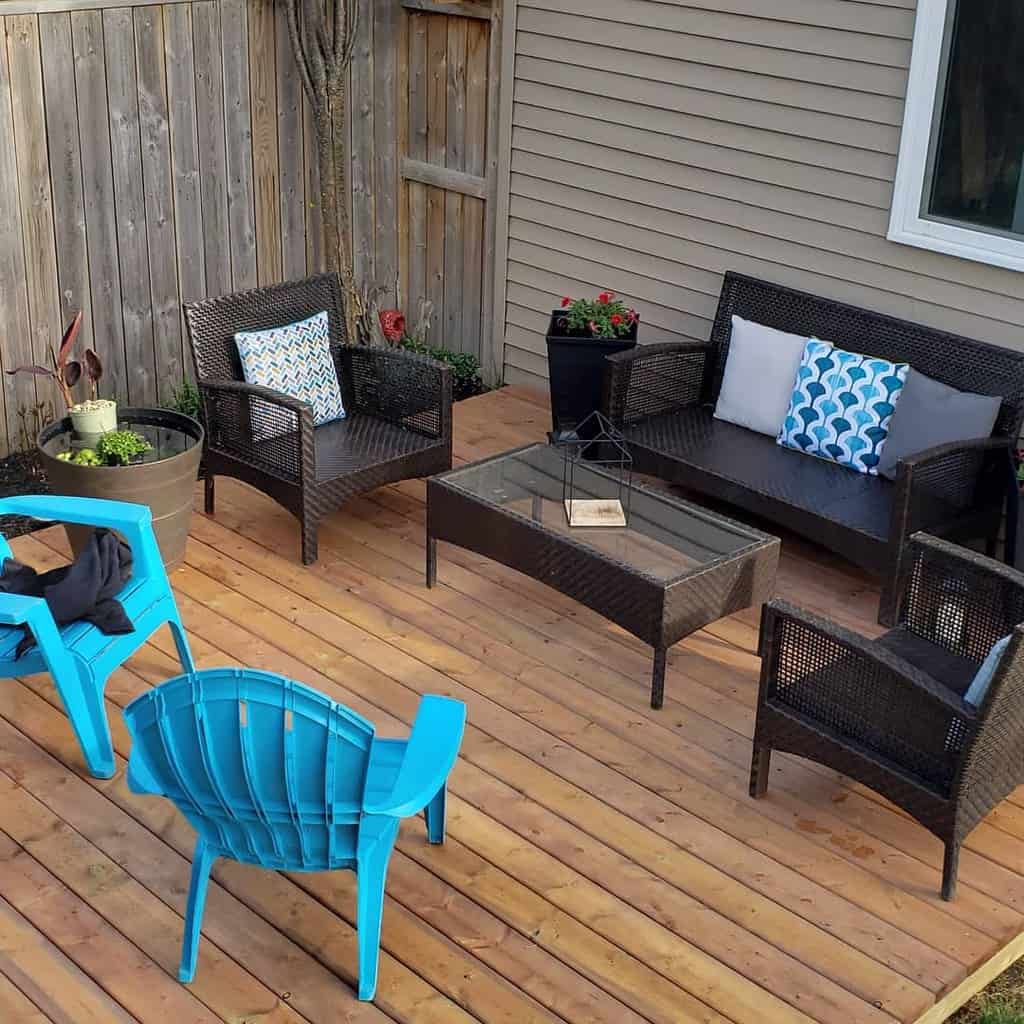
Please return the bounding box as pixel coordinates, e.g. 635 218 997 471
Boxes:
440 443 769 582
42 413 200 466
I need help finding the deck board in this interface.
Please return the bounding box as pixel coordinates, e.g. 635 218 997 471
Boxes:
2 385 1022 1024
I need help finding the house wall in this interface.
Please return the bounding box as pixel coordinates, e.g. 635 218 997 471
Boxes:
493 0 1024 392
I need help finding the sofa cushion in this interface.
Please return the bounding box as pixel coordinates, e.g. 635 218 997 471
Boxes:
713 316 811 437
623 406 893 541
876 369 1002 480
778 339 908 475
964 635 1011 707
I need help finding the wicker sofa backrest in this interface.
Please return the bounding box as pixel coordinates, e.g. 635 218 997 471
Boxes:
183 273 348 387
707 272 1024 439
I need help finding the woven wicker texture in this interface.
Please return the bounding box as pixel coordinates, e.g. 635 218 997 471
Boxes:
752 533 1024 899
184 274 453 564
603 272 1024 624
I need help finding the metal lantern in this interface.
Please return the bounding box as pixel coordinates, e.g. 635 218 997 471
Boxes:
558 411 633 527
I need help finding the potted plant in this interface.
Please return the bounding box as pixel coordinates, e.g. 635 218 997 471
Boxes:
545 292 639 441
5 311 116 436
38 410 204 571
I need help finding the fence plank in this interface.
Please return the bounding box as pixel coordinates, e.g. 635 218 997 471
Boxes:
374 0 399 304
39 12 95 360
425 12 447 346
104 6 156 405
221 0 257 290
164 0 205 353
397 5 410 308
303 92 323 274
461 14 488 358
191 0 231 300
275 1 305 281
0 16 35 451
401 0 491 20
480 0 501 381
71 9 128 401
135 5 184 401
248 0 282 285
407 11 428 321
443 14 467 350
7 14 63 401
351 0 375 294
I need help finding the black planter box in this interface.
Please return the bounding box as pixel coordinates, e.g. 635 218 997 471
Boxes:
545 311 637 440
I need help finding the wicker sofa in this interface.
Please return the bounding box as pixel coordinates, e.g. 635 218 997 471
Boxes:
603 272 1024 624
184 273 452 565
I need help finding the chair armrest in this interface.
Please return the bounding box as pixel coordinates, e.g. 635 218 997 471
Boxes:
362 695 466 817
198 379 314 483
602 342 713 427
0 495 163 579
894 533 1024 662
0 592 49 628
760 600 974 784
891 436 1011 536
338 347 453 441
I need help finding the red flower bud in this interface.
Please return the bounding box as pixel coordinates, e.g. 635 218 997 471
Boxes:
378 309 406 343
561 296 571 307
597 291 611 304
610 314 622 325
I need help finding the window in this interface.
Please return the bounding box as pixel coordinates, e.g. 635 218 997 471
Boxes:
889 0 1024 271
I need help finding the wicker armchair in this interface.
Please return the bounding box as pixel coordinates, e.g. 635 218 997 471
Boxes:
751 533 1024 899
184 274 452 563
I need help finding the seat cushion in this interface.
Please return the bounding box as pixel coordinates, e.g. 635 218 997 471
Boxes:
314 414 438 481
778 339 908 475
624 406 894 542
876 626 979 696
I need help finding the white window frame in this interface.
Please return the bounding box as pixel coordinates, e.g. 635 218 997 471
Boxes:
888 0 1024 272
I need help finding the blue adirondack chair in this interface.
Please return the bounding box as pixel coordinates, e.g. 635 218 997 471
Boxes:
0 495 194 779
122 668 466 1001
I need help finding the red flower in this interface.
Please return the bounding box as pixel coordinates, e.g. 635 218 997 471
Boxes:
610 314 623 326
378 309 406 343
627 309 638 322
597 291 612 304
561 296 571 307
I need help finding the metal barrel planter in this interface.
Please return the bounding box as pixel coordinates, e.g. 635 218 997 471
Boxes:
37 408 204 571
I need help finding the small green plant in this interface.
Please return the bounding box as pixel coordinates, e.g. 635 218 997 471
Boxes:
559 291 638 339
977 1001 1024 1024
57 448 102 466
164 379 201 419
97 429 151 466
399 338 484 402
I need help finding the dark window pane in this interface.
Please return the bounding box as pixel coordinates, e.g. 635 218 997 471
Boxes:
927 0 1024 238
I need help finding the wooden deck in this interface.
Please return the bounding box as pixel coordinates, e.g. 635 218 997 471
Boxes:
2 385 1023 1024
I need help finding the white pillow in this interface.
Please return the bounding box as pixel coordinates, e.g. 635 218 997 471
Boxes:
714 316 812 437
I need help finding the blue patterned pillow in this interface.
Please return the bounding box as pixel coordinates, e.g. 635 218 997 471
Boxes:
777 339 908 475
235 311 345 439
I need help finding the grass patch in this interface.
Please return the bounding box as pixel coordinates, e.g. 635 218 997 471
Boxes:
953 959 1024 1023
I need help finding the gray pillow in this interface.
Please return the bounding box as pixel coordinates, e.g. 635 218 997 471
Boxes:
877 369 1001 480
714 316 811 437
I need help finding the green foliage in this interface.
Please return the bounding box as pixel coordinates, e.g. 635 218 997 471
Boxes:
164 379 201 419
399 338 485 402
978 1002 1024 1024
559 291 639 339
58 448 102 466
96 430 151 466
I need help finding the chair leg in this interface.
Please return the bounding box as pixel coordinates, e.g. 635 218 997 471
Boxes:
49 661 115 780
941 840 960 901
301 515 318 566
168 615 196 675
877 574 900 628
749 743 772 798
204 473 215 515
179 838 217 983
356 849 392 1001
424 784 447 845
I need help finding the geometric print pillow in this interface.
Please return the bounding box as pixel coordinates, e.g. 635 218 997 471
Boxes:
777 339 908 475
235 311 345 440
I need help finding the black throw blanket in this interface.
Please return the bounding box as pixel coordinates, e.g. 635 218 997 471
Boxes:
1 528 134 658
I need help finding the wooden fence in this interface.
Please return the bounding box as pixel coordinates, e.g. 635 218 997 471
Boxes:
0 0 500 456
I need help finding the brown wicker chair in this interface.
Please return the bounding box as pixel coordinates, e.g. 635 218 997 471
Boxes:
183 274 452 564
603 272 1024 624
752 533 1024 899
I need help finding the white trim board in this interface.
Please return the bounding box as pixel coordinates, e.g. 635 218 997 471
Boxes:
888 0 1024 273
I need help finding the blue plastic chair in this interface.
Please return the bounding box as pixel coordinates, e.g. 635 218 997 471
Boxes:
122 668 466 1000
0 495 194 779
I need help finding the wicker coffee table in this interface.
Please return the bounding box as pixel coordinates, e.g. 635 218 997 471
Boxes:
426 443 780 708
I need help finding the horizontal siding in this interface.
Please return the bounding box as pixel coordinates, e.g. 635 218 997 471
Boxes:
499 0 1024 392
